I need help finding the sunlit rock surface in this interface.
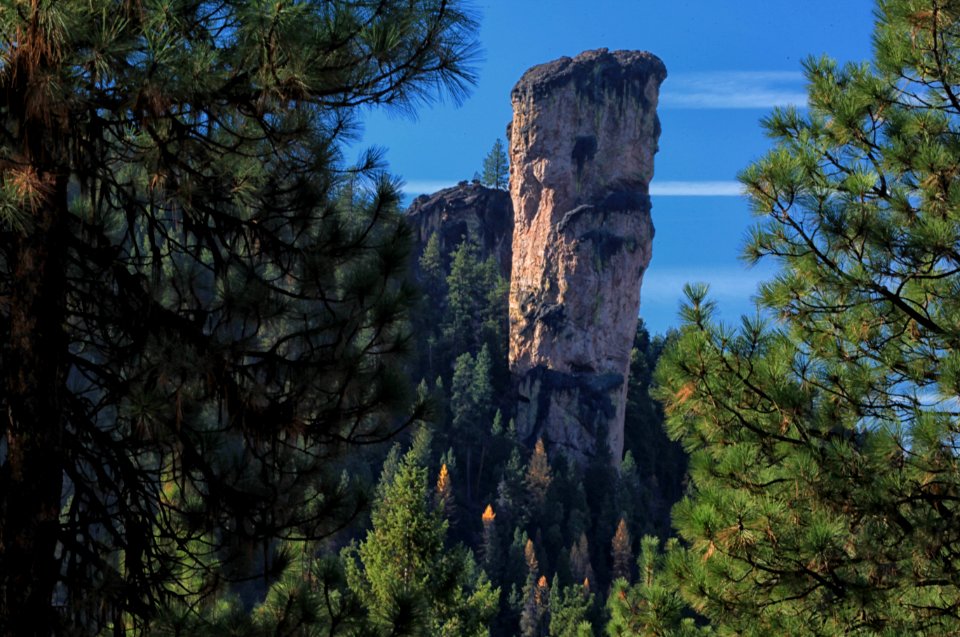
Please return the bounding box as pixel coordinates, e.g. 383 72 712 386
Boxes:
507 49 666 465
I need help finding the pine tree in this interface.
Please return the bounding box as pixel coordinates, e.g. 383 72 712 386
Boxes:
420 232 446 292
526 438 553 509
470 345 496 498
605 537 707 637
449 345 495 503
496 448 529 530
480 253 512 363
472 345 495 423
622 322 685 537
518 539 543 637
417 232 448 370
568 533 595 587
435 463 455 517
502 528 533 607
525 539 541 579
481 139 509 190
610 518 633 584
0 1 479 632
343 436 497 636
549 581 595 637
481 504 498 571
520 569 550 637
491 410 505 436
442 240 509 368
451 351 477 431
449 344 494 436
654 1 960 633
535 575 551 634
445 240 488 355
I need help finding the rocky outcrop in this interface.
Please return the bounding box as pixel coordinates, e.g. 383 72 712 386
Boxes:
507 49 666 465
406 181 513 279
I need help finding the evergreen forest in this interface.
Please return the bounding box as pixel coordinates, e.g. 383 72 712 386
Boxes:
3 1 960 636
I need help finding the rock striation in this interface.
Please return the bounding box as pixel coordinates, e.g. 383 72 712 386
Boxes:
507 49 666 465
406 181 513 279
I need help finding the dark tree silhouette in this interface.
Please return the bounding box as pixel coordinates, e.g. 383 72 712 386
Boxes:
0 1 478 634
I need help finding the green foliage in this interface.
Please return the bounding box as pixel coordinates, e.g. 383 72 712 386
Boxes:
623 322 686 539
447 344 498 505
410 230 515 532
148 551 371 637
344 433 498 636
451 346 494 433
444 240 509 357
481 139 510 190
549 582 595 637
420 233 446 289
605 537 708 637
655 1 960 633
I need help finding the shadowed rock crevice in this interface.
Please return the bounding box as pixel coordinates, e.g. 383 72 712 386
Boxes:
508 49 666 466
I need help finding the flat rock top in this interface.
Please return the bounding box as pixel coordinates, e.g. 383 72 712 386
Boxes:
513 49 666 100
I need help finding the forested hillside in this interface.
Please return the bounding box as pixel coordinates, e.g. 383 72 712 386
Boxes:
3 0 960 635
401 218 686 634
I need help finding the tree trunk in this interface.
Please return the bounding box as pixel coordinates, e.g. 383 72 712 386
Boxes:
0 173 69 635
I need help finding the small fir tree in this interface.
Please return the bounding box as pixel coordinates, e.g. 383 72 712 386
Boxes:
435 463 455 517
451 351 477 431
343 435 497 636
568 533 595 587
481 138 509 190
610 518 633 584
445 240 488 355
416 232 449 371
420 232 446 289
525 439 553 509
496 448 530 535
481 504 498 571
524 539 540 576
520 574 550 637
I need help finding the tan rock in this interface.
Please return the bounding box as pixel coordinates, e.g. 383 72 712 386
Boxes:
507 49 665 465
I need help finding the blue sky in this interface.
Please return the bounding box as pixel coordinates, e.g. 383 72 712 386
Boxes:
357 1 876 334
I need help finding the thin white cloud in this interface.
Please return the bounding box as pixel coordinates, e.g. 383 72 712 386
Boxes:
403 180 743 197
641 266 775 303
660 71 807 109
651 181 743 196
402 180 458 195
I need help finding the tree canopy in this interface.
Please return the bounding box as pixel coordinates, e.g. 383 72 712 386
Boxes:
343 431 498 636
0 1 478 634
481 139 509 190
655 0 960 633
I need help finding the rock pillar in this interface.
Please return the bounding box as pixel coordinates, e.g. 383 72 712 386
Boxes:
507 49 666 465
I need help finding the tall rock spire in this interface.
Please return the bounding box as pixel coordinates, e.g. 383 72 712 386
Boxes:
507 49 666 465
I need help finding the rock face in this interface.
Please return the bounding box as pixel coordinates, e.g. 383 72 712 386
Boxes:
507 49 666 465
406 181 513 279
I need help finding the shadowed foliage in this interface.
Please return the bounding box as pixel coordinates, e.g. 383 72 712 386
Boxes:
0 1 478 634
